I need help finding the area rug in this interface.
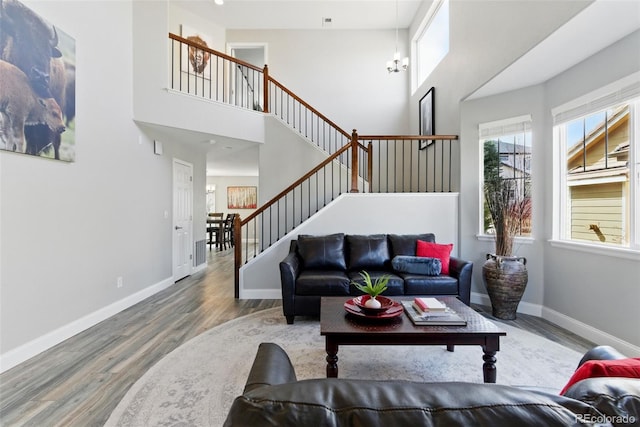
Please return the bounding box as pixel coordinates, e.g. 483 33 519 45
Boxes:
106 307 582 426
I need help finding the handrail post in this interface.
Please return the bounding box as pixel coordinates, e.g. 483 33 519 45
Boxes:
262 64 269 114
350 129 359 193
367 141 373 193
233 214 242 298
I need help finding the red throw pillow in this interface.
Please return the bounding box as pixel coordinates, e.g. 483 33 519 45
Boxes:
560 357 640 395
416 240 453 275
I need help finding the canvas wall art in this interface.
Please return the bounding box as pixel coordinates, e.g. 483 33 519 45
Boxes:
227 186 257 209
0 0 76 161
180 25 213 76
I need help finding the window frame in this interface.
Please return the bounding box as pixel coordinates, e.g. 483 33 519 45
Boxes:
478 115 533 241
551 73 640 256
412 0 449 93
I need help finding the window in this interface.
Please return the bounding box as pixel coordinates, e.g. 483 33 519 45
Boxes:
414 0 449 89
480 116 533 237
554 98 639 249
553 73 640 251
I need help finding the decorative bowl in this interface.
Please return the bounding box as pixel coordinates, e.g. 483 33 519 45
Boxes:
353 295 394 315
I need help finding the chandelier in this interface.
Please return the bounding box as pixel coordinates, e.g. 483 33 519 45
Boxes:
386 0 409 73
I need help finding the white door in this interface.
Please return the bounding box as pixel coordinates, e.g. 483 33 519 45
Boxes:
173 159 193 282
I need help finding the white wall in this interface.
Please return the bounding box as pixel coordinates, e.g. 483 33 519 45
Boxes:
0 0 207 372
227 29 410 135
240 192 459 297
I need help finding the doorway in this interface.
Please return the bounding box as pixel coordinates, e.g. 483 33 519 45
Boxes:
173 159 193 282
228 43 267 110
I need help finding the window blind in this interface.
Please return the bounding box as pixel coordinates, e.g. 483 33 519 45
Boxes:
479 115 532 139
552 71 640 125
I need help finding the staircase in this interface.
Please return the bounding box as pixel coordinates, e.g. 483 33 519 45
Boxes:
169 34 459 297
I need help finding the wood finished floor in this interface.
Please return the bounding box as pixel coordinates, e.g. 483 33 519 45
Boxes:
0 249 595 426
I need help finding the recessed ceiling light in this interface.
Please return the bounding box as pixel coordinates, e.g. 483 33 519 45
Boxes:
214 0 223 5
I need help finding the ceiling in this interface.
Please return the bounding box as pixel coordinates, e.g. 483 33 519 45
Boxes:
468 0 640 99
174 0 423 30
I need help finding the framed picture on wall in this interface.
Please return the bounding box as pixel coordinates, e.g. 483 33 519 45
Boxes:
419 87 435 150
227 186 257 209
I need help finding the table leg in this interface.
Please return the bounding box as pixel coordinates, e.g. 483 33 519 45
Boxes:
482 349 497 383
446 344 454 352
326 339 339 378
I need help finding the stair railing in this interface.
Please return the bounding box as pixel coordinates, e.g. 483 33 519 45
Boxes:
168 35 460 296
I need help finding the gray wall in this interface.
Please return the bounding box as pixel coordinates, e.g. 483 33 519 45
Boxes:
0 0 208 371
459 31 640 353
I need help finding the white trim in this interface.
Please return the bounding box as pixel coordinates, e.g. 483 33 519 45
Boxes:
471 291 640 356
543 306 640 357
239 289 281 300
567 175 627 186
549 239 640 260
0 276 175 374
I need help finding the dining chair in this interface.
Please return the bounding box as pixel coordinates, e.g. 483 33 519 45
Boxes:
221 213 236 250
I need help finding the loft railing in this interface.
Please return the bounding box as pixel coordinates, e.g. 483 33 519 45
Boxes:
358 135 458 193
167 34 459 296
169 34 264 110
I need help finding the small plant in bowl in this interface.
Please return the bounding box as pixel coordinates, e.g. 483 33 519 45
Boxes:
352 271 391 311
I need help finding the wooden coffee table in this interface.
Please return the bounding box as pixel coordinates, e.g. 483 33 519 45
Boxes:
320 296 507 383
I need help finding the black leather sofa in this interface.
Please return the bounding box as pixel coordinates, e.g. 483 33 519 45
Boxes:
224 343 640 426
279 233 473 324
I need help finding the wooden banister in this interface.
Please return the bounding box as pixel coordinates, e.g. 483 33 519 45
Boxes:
357 134 459 140
241 143 352 226
233 214 242 298
169 33 262 72
267 76 351 140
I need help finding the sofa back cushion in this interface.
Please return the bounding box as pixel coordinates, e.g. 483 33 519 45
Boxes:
346 234 390 271
388 234 435 257
297 233 346 270
226 380 602 426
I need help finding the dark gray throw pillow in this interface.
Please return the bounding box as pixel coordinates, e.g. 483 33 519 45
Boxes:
392 255 442 276
297 233 347 270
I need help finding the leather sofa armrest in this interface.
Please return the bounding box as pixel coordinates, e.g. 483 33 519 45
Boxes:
562 377 640 422
449 256 472 306
578 345 627 368
243 343 297 394
279 242 301 322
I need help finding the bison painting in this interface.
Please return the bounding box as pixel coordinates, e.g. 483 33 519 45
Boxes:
1 0 62 98
0 0 75 161
0 60 65 153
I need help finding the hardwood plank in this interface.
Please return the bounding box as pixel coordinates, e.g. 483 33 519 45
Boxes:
0 248 595 426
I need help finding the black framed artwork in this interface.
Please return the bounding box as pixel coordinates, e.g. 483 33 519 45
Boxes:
419 87 435 150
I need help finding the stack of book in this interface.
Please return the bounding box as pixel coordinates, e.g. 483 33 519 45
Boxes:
402 298 467 326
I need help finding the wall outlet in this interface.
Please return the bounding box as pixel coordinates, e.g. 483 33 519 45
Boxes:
117 276 123 288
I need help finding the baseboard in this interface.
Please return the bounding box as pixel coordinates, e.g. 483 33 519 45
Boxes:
192 263 207 274
0 276 175 374
542 307 640 357
470 292 543 317
239 288 281 299
470 291 640 356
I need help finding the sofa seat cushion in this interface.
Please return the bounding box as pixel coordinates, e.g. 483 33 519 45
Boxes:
296 270 350 296
388 233 435 258
297 233 346 270
402 274 458 295
346 234 390 270
347 271 404 296
392 255 442 275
